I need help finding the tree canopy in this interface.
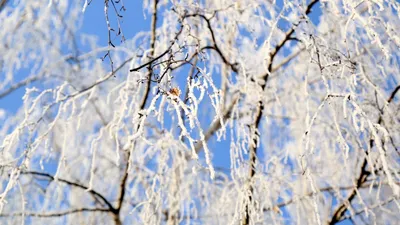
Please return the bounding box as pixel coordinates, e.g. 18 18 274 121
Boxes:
0 0 399 224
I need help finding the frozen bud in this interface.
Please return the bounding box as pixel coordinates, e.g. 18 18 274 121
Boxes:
169 87 181 96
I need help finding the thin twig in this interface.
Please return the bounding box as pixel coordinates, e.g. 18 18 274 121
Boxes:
0 207 110 218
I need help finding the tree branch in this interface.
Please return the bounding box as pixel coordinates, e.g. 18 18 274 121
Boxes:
329 84 400 224
114 1 161 225
0 76 41 100
263 181 395 213
21 171 117 213
0 0 7 12
243 1 320 224
0 207 110 218
183 13 238 73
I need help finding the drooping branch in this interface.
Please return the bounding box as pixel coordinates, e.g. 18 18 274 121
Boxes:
113 1 161 225
243 1 320 224
329 84 400 224
191 94 239 158
155 180 399 221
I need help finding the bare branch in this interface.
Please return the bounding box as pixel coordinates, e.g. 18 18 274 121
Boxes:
21 171 117 213
0 207 110 218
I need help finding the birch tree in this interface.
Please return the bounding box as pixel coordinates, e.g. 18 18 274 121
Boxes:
0 0 399 224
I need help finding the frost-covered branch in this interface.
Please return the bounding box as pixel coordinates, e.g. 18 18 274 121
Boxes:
1 0 399 224
243 1 320 224
329 83 400 224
